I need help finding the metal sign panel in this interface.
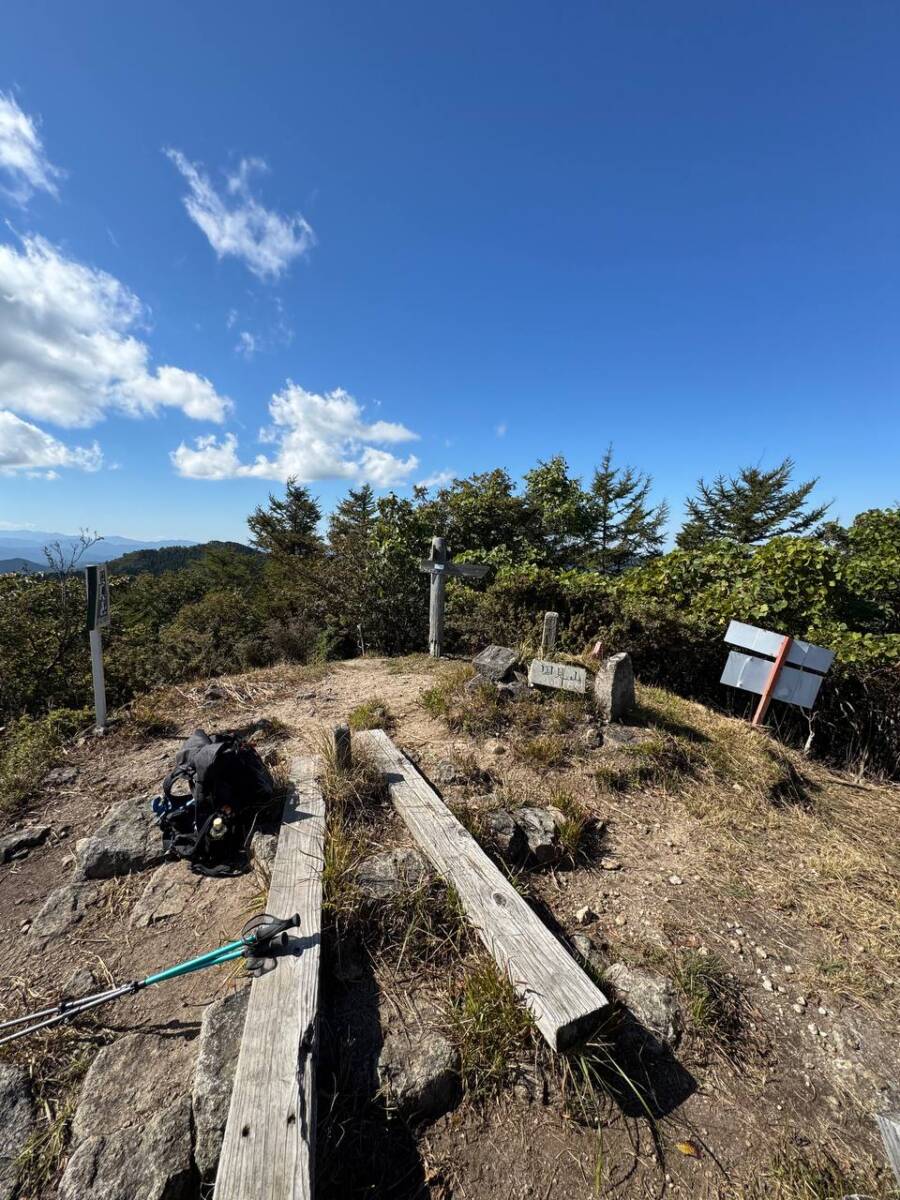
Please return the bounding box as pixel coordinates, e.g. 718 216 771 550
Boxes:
528 659 587 694
724 620 834 675
85 563 111 631
721 650 825 710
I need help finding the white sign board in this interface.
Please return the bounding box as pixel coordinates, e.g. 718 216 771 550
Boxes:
528 659 587 694
720 650 825 709
724 620 834 675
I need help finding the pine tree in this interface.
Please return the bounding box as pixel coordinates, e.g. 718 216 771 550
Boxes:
677 458 830 548
247 478 322 558
588 445 669 573
522 456 594 567
326 485 378 650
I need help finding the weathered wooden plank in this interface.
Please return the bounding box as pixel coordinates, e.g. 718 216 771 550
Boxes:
428 536 446 659
358 730 609 1050
215 758 324 1200
541 611 559 657
876 1112 900 1186
528 658 587 694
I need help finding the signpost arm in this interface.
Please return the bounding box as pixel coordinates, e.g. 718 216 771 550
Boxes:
428 536 447 659
751 635 793 727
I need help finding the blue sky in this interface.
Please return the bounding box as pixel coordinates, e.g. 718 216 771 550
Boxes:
1 1 898 543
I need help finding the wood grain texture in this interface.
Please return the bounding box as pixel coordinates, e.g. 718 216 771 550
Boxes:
358 730 609 1050
428 536 446 659
214 758 324 1200
876 1112 900 1185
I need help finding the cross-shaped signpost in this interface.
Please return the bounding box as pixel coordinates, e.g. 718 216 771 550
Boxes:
418 536 490 658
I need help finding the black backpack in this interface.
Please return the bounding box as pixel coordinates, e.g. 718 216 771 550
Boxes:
153 729 275 877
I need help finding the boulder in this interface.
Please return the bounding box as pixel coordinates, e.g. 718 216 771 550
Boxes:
0 1065 35 1200
27 881 99 948
605 962 682 1049
0 825 51 864
357 848 431 900
377 1028 461 1121
192 988 249 1179
472 645 518 683
74 795 166 881
43 765 78 787
59 1097 195 1200
71 1031 197 1146
593 653 635 723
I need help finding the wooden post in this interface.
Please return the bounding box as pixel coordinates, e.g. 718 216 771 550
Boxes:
751 635 793 727
541 611 559 658
428 536 447 658
88 627 107 731
215 758 324 1200
333 723 352 773
877 1112 900 1186
358 730 610 1050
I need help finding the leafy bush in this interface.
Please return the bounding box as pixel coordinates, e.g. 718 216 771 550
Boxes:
0 709 90 813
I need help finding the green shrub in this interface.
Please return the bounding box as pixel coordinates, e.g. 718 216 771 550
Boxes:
0 708 89 814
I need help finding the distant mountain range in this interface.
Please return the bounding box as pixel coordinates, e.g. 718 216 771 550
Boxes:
0 530 198 572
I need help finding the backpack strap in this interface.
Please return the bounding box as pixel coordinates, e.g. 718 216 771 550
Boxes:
162 763 193 803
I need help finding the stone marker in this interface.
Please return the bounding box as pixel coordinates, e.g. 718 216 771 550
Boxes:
472 644 517 682
527 659 587 694
593 652 635 722
541 611 559 657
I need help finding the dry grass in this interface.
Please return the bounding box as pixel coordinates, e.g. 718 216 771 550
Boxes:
738 1135 900 1200
346 697 394 732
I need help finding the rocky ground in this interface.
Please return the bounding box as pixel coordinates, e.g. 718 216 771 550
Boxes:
0 654 898 1200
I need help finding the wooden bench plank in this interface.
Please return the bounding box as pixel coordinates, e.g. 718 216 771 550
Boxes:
358 730 609 1050
877 1112 900 1186
214 758 324 1200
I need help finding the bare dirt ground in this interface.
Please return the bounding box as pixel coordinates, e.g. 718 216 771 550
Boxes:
1 654 898 1199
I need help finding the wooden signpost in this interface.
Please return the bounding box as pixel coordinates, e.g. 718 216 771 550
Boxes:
418 536 489 658
720 620 835 726
84 564 110 730
527 659 587 694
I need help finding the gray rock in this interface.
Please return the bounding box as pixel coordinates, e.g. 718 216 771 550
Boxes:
130 864 189 928
70 1031 197 1146
472 645 518 682
464 675 494 698
0 825 51 863
74 795 166 881
62 966 98 1000
605 962 682 1049
0 1065 35 1200
571 933 608 974
43 765 78 786
27 881 99 948
59 1096 195 1200
192 988 249 1179
485 809 525 859
377 1028 461 1121
578 725 603 751
515 806 565 866
357 848 430 900
593 653 635 723
251 830 279 870
203 682 225 702
497 678 530 701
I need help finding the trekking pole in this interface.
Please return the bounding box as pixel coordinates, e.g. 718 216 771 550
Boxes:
0 912 300 1046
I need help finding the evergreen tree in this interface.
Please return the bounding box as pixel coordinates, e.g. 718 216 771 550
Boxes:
247 478 322 558
326 485 378 651
588 445 669 573
427 469 529 563
522 456 594 567
677 458 830 548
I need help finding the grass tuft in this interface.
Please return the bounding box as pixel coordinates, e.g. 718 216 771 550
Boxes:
672 950 743 1052
347 697 394 732
444 957 537 1097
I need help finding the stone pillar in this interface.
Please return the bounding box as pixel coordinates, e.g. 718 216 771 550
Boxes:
593 652 635 723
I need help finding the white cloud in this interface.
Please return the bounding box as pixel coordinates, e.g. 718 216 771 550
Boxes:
171 384 419 486
0 92 63 204
0 410 101 475
165 149 315 281
236 330 257 359
0 233 231 428
496 422 507 438
417 469 455 489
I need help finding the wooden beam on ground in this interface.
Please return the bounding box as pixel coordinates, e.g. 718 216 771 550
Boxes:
877 1112 900 1186
215 758 324 1200
358 730 610 1050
